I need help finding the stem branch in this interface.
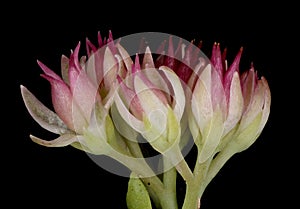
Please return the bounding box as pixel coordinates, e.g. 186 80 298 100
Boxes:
160 156 178 209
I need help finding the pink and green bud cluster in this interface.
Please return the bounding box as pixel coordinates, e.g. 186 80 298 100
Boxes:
21 32 271 209
21 31 121 154
21 31 270 171
187 43 270 162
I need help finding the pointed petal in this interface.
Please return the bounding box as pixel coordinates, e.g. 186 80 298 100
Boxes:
108 30 114 42
174 38 183 60
86 37 97 57
155 54 165 68
176 62 193 83
187 57 206 91
116 43 134 87
103 47 118 89
41 74 85 131
116 43 133 73
132 54 141 74
20 85 71 134
159 66 185 120
156 39 166 55
221 48 228 71
85 50 97 85
80 56 86 68
142 46 155 69
191 64 213 132
180 44 186 60
134 75 169 141
188 40 200 66
224 72 244 135
241 68 256 109
97 31 103 47
133 68 168 107
197 40 203 49
86 47 105 87
69 45 102 121
30 134 80 147
107 30 118 55
71 42 82 72
118 77 144 120
134 74 168 117
211 65 226 111
37 60 61 80
210 43 224 79
103 36 107 45
114 92 144 133
183 41 193 65
61 55 70 85
256 77 271 135
239 79 265 131
164 36 175 69
224 48 243 96
115 54 128 79
70 69 100 122
102 82 117 110
173 42 195 83
138 37 147 54
142 68 170 103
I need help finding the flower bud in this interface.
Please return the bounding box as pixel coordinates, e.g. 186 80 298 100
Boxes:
189 44 271 162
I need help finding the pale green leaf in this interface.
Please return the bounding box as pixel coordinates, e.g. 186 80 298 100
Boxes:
126 174 152 209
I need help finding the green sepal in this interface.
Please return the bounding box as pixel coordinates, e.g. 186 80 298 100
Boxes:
143 107 180 153
233 112 263 153
105 113 130 155
188 109 202 147
110 103 139 141
198 106 224 163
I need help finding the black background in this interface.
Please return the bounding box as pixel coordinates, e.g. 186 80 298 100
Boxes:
8 2 295 209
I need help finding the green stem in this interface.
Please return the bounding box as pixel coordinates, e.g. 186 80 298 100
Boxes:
181 141 238 208
126 140 144 159
167 147 194 183
181 182 200 209
126 140 165 208
198 145 236 197
160 156 178 209
161 145 195 208
125 139 161 208
181 153 211 209
140 177 162 208
106 147 164 194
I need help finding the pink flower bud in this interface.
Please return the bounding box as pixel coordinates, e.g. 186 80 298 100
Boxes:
188 43 271 161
